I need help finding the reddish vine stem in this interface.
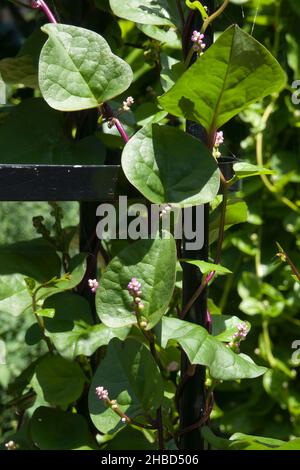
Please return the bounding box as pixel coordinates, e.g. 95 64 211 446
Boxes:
31 0 58 23
101 103 130 144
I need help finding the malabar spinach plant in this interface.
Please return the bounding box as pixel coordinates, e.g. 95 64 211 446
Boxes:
0 0 300 450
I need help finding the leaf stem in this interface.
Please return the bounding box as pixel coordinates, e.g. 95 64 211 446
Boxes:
31 0 58 24
32 292 54 353
201 0 229 34
101 104 130 144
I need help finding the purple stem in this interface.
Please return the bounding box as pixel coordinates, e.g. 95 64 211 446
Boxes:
31 0 57 24
205 309 212 333
206 271 215 284
114 118 129 144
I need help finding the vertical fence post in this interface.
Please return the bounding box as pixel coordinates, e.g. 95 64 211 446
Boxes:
179 0 214 450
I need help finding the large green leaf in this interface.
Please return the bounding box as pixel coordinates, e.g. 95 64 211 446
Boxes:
121 124 220 206
39 24 133 111
109 0 180 27
159 25 286 134
0 56 37 88
30 407 97 450
0 238 61 282
30 354 86 406
96 236 176 329
160 317 267 380
42 292 130 359
88 338 164 434
0 98 106 164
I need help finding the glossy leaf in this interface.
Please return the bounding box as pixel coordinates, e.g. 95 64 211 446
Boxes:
31 407 97 450
43 291 130 359
0 98 106 164
30 354 86 406
109 0 180 27
211 315 250 342
39 24 133 111
96 236 176 329
159 25 286 134
89 338 164 434
233 162 275 180
161 317 267 380
180 259 232 275
121 124 220 206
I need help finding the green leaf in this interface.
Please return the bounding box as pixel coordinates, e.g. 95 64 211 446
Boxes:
30 407 97 450
89 338 164 434
0 56 37 88
202 426 288 450
0 339 6 365
180 259 232 275
0 238 61 283
35 308 55 318
109 0 180 27
211 315 250 342
42 291 130 359
121 124 220 206
36 254 87 301
96 236 176 329
0 274 30 316
159 25 286 134
30 354 86 406
0 98 106 164
209 198 248 244
105 426 157 450
232 162 275 180
160 317 267 380
39 24 133 111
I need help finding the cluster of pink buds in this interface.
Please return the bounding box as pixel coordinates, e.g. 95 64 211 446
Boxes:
95 386 109 401
127 277 144 311
122 96 134 112
191 31 206 52
213 131 224 158
88 278 99 293
228 322 249 352
215 131 224 147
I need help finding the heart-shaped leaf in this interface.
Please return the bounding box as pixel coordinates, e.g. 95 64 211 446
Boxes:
39 24 133 111
159 25 286 135
121 124 220 206
31 407 97 450
96 236 177 329
30 354 86 406
43 291 130 359
160 317 267 380
88 338 164 434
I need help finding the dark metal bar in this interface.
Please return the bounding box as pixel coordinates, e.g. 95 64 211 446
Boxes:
0 164 119 201
179 0 215 450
